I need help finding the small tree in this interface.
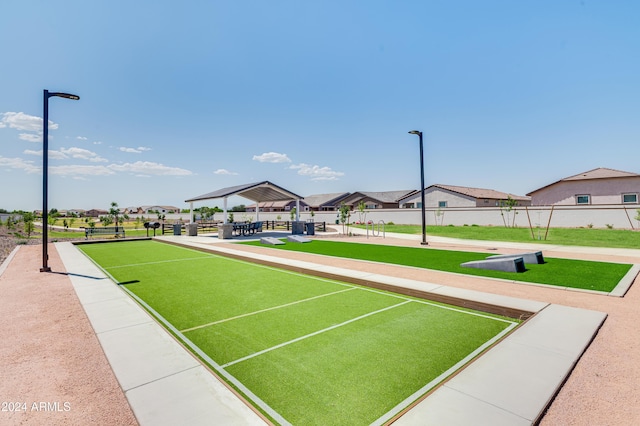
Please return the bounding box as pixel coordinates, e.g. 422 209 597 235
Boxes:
635 209 640 230
356 201 367 224
47 214 57 231
338 203 351 234
99 215 113 227
68 217 76 229
23 212 35 238
290 207 297 221
499 196 518 228
109 202 128 229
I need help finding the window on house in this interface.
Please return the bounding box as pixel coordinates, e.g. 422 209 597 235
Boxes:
576 195 590 205
623 193 638 204
438 201 447 208
416 202 422 208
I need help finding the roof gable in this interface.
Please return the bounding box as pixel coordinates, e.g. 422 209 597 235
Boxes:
527 167 640 195
432 184 530 201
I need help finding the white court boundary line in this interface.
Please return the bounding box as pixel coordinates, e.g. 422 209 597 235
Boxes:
221 300 412 368
106 255 215 269
181 287 357 333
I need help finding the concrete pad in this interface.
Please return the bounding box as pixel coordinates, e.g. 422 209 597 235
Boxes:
393 386 530 426
488 251 545 264
287 235 312 243
402 304 607 424
461 257 526 273
260 237 285 245
609 263 640 297
81 296 153 333
126 365 266 426
97 321 201 391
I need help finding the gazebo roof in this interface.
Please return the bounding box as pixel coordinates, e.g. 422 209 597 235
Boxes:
185 181 303 203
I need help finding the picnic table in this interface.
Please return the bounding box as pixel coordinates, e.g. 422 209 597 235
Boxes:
232 221 263 236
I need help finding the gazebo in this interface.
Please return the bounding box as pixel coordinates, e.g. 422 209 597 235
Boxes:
185 181 304 224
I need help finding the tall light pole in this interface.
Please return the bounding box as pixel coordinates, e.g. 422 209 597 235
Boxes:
41 90 80 272
408 130 428 245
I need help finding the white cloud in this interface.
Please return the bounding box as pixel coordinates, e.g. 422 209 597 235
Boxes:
1 112 52 132
289 163 345 181
0 156 39 173
50 164 115 176
93 141 102 145
119 146 152 154
108 161 192 176
59 147 108 163
19 133 43 142
252 152 291 163
76 136 88 140
214 168 238 175
23 149 68 160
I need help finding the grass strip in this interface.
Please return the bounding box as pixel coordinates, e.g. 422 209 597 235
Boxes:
354 224 640 249
243 239 631 292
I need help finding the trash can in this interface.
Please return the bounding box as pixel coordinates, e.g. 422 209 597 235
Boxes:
173 224 182 236
305 222 315 235
187 223 198 236
292 221 305 235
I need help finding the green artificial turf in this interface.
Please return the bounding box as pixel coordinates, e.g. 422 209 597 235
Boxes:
243 240 632 292
353 224 640 249
78 240 517 425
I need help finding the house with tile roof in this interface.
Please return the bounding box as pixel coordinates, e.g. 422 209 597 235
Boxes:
399 184 531 209
527 167 640 206
336 190 418 210
301 192 351 211
246 193 351 212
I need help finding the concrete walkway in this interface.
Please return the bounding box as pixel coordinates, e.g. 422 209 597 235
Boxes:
53 232 613 425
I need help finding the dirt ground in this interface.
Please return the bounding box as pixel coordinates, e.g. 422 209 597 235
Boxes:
1 236 639 425
0 244 138 426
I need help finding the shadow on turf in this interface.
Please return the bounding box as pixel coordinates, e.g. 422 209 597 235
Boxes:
117 280 140 285
49 271 108 280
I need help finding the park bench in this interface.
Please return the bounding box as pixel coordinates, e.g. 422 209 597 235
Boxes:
85 226 126 239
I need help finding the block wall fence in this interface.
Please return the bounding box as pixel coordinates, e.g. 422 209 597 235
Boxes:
153 204 640 230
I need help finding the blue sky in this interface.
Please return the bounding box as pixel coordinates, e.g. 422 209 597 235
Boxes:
1 1 639 211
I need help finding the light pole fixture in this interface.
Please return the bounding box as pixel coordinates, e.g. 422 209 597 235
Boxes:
408 130 428 245
41 90 80 272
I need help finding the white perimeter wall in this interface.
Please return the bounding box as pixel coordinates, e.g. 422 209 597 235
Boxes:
143 204 640 230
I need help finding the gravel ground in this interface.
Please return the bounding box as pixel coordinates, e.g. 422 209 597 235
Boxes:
0 243 137 425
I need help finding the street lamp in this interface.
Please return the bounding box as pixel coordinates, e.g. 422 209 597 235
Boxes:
408 130 428 245
41 90 80 272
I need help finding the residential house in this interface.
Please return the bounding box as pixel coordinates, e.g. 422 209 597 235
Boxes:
301 193 351 211
527 168 640 206
336 190 417 210
245 200 309 213
140 205 181 214
400 184 531 208
85 209 109 218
